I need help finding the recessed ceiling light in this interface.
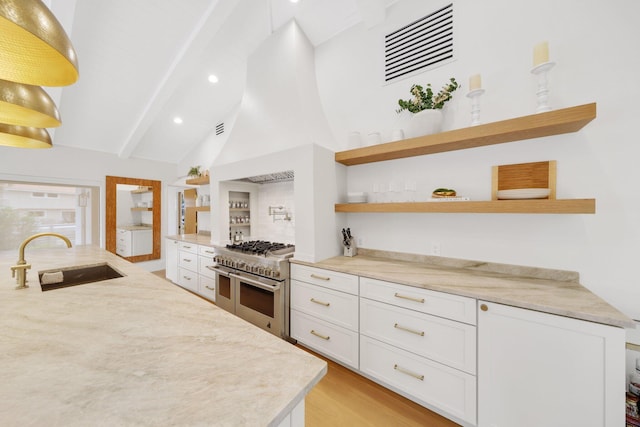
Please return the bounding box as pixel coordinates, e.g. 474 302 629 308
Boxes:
173 117 183 124
208 74 219 84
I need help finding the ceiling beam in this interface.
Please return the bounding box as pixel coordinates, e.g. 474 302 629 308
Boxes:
117 0 240 159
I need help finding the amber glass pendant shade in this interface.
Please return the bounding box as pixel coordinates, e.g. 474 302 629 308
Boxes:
0 79 61 127
0 123 52 148
0 0 79 86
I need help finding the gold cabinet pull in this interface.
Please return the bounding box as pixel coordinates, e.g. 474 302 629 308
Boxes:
480 303 488 311
205 286 214 291
310 273 330 281
182 258 192 262
310 330 330 340
394 323 425 336
394 292 425 303
394 364 424 381
203 250 214 254
183 276 191 280
310 298 330 307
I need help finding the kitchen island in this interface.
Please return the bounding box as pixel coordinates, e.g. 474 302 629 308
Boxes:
0 246 326 426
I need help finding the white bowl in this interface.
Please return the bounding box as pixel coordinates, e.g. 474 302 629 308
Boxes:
496 188 551 200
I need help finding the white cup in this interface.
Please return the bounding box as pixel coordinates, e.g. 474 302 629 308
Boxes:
348 131 363 149
366 132 381 146
391 129 405 141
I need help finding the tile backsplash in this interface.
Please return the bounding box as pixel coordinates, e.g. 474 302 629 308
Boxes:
256 181 294 244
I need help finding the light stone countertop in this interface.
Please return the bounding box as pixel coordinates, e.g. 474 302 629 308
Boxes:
118 225 153 231
166 233 215 246
291 249 634 328
0 246 326 427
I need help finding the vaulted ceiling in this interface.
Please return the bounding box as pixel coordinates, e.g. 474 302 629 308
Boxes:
47 0 393 164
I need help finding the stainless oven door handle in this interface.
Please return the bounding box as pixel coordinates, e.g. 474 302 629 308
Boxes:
211 266 231 277
229 273 280 292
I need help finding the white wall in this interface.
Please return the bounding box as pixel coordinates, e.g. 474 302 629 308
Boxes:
312 0 640 320
0 145 176 271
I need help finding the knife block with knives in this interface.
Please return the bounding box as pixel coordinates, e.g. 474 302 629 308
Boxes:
341 227 357 257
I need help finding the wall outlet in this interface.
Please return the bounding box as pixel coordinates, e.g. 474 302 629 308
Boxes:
431 241 441 256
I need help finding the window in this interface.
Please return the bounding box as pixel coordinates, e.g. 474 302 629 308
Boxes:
0 181 98 251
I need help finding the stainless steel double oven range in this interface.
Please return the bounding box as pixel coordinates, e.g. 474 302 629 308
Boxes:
212 241 294 339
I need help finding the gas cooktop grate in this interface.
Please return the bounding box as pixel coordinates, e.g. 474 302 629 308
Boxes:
225 240 294 256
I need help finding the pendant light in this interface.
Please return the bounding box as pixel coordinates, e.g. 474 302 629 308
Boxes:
0 123 52 148
0 79 61 128
0 0 79 86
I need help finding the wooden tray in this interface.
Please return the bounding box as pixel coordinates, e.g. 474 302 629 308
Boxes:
491 160 556 200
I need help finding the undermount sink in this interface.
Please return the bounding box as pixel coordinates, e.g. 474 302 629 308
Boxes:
38 263 125 291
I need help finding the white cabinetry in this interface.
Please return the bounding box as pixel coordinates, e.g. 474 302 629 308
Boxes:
290 264 359 369
166 238 217 301
177 242 198 292
360 277 477 426
477 301 625 427
116 229 132 257
198 245 217 302
165 238 178 283
117 228 152 257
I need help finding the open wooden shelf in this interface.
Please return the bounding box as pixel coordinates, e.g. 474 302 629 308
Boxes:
131 207 153 211
130 187 152 194
335 199 596 214
186 176 210 185
193 206 210 212
335 103 596 166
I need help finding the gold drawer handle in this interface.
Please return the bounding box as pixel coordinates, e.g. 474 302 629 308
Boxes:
183 276 191 280
394 323 425 336
205 286 214 291
310 273 330 281
394 292 425 303
183 245 192 249
480 303 488 311
394 364 424 381
182 258 192 262
203 250 214 254
310 298 330 307
310 330 330 340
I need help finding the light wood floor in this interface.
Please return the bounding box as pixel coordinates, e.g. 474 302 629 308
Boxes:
299 346 460 427
152 270 459 426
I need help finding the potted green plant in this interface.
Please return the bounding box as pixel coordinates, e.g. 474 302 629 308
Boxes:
188 166 201 178
397 77 459 137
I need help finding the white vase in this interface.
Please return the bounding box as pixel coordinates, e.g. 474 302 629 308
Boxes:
409 109 443 137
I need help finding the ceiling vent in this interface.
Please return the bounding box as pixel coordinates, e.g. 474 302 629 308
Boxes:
384 3 454 83
215 122 224 135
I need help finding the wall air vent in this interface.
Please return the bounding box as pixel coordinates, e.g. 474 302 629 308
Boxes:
215 122 224 135
384 3 454 82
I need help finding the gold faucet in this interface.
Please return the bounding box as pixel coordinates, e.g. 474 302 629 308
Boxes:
11 233 72 290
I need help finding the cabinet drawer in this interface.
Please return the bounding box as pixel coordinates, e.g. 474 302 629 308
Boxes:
198 275 216 302
291 264 358 295
361 298 476 374
116 245 131 257
291 309 359 370
178 242 198 254
178 268 198 292
198 255 217 279
291 280 358 331
360 277 476 325
198 245 216 257
178 251 198 272
360 335 476 425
